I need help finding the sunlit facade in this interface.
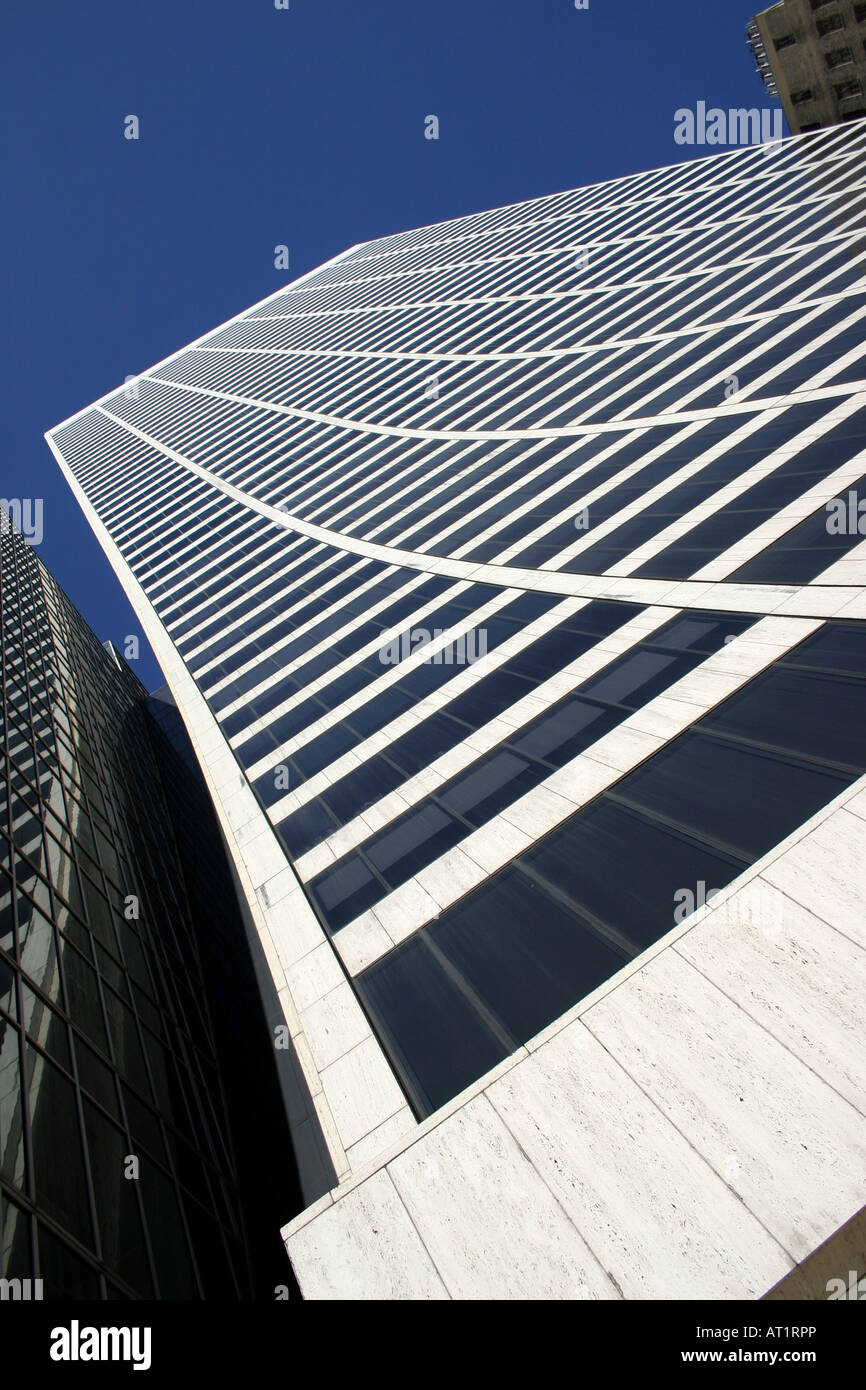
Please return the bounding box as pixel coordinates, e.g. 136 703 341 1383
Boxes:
46 119 866 1299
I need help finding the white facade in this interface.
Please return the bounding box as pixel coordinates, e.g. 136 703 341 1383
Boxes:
47 119 866 1298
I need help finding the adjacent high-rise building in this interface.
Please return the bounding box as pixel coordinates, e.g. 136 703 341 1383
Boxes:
46 117 866 1299
748 1 866 131
0 518 298 1299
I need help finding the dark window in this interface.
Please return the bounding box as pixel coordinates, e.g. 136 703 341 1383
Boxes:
856 1 866 20
825 45 854 66
699 666 866 775
25 1046 94 1248
358 934 513 1116
429 871 627 1061
525 799 746 950
816 14 845 37
37 1224 101 1300
82 1100 154 1295
775 33 797 50
438 750 540 826
136 1157 199 1298
614 732 849 864
729 472 866 585
835 78 864 98
355 622 866 1117
366 803 465 880
791 87 815 103
781 621 866 676
309 853 382 930
634 403 866 582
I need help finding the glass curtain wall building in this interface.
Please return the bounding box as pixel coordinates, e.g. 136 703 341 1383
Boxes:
0 520 297 1299
46 119 866 1299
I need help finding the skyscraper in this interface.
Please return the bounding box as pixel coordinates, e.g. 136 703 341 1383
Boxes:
46 118 866 1299
0 518 297 1299
748 1 866 131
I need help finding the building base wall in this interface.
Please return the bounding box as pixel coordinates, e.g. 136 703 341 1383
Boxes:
284 776 866 1299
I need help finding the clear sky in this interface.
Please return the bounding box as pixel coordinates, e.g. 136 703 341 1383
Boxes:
3 0 777 691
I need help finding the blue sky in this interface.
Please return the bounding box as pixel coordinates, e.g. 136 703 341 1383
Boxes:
2 0 776 691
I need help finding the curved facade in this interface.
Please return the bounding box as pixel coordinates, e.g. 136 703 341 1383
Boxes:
46 119 866 1298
